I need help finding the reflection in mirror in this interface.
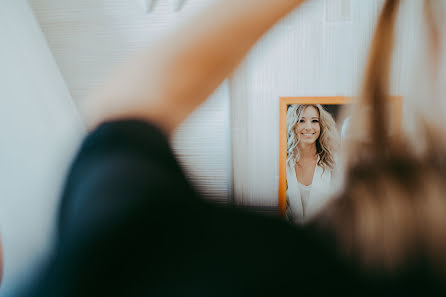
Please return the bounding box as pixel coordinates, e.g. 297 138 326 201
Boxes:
278 97 402 224
284 104 341 224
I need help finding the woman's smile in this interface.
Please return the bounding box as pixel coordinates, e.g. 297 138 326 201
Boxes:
295 106 321 145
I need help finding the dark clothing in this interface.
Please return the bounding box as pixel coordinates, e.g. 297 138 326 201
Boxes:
17 120 446 296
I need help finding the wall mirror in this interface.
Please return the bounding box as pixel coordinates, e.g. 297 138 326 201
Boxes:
278 96 402 223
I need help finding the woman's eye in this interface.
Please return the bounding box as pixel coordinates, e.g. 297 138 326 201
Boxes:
299 120 305 123
312 120 319 123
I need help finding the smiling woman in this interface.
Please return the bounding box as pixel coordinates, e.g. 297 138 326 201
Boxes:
285 104 339 224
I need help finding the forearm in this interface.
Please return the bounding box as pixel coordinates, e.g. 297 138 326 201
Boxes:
84 0 304 134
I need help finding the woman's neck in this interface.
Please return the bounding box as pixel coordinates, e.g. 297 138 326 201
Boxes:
298 143 317 159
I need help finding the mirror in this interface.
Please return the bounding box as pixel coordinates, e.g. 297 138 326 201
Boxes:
278 96 402 224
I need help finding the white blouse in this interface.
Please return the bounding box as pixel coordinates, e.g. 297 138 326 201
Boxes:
296 181 312 218
286 161 333 224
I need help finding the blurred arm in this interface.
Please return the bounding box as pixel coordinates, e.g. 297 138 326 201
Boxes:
83 0 305 135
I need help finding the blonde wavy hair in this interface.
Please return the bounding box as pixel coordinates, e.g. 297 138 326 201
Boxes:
286 104 339 171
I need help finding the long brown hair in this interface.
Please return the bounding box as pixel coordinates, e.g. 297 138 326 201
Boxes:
313 0 446 275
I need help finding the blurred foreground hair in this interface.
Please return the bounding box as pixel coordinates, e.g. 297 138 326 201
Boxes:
313 0 446 274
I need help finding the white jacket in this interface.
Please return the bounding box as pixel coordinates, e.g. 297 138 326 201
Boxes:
286 161 333 224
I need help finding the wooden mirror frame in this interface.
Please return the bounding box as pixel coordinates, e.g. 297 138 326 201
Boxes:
278 96 402 217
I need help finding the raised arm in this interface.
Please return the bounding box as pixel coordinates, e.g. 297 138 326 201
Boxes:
82 0 305 135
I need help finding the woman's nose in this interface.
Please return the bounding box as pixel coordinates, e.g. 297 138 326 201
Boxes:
304 122 312 130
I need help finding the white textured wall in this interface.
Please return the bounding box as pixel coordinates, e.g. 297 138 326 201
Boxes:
0 0 84 294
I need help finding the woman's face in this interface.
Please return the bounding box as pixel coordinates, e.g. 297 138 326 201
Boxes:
295 106 321 145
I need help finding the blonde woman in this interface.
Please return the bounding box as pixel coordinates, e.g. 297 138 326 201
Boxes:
286 104 339 224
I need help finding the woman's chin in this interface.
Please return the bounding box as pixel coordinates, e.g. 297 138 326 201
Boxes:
300 139 316 145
